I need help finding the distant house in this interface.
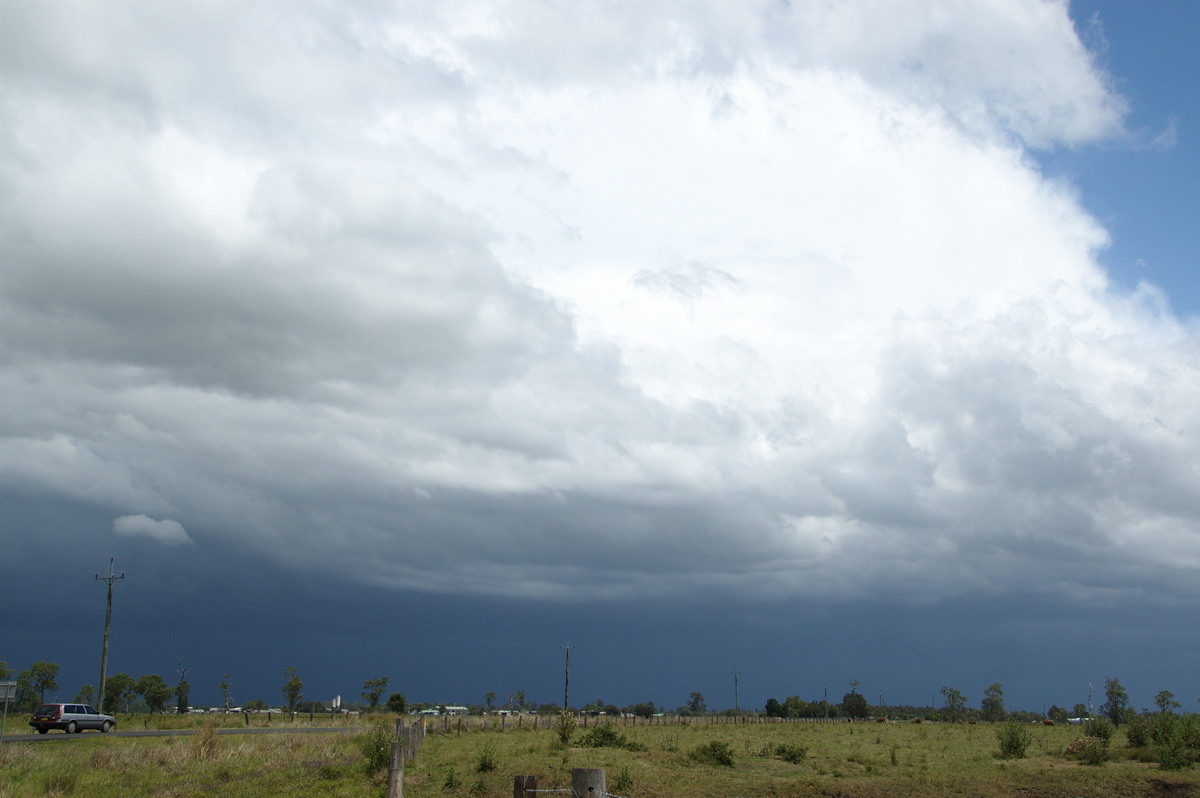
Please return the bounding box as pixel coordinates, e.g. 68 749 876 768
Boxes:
417 705 469 716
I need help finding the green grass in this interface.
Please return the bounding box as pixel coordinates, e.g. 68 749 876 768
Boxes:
4 716 1200 797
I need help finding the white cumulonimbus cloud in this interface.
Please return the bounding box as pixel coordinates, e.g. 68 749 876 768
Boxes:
2 1 1198 606
113 515 193 546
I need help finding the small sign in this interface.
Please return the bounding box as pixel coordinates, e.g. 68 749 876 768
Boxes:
0 682 15 703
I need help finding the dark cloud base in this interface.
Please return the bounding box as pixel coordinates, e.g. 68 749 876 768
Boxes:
5 492 1195 714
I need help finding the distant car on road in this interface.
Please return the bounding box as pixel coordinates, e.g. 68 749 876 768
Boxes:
29 703 116 734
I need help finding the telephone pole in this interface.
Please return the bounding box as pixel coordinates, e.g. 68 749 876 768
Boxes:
95 557 125 713
562 640 573 710
732 669 740 716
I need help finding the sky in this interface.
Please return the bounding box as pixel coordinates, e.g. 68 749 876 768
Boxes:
3 0 1200 717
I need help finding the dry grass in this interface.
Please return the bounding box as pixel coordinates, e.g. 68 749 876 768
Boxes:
3 716 1200 797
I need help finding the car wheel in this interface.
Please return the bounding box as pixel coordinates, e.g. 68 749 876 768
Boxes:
101 720 113 733
37 727 48 734
65 721 77 734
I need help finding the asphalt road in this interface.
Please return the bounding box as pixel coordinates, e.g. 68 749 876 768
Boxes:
0 725 365 743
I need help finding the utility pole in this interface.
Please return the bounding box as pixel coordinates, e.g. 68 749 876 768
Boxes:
732 669 740 716
95 557 125 713
562 641 572 710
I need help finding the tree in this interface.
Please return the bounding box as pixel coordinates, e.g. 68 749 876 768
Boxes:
940 686 967 722
1048 705 1068 724
386 692 407 714
75 685 95 705
1072 703 1088 719
0 662 11 680
29 661 59 703
1155 690 1181 714
14 670 37 712
842 691 869 720
137 674 172 714
220 674 233 711
362 677 388 711
104 673 137 713
782 695 810 718
282 666 303 714
626 701 656 719
980 683 1006 723
1101 677 1129 726
764 698 782 717
484 691 496 711
175 679 190 714
687 691 707 714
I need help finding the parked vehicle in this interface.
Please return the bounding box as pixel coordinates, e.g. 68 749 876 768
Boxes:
29 703 116 734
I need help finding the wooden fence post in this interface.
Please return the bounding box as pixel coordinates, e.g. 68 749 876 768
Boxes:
572 768 605 796
512 774 538 798
386 721 404 798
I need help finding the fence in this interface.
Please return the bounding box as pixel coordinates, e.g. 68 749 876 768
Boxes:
422 712 852 736
515 768 625 798
386 718 425 798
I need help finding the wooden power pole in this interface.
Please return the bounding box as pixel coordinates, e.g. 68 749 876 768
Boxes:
95 557 125 713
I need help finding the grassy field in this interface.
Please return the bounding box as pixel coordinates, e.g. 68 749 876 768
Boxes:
4 714 1200 797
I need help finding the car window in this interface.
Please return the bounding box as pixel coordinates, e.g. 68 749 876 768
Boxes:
34 704 59 715
66 705 80 713
83 705 98 714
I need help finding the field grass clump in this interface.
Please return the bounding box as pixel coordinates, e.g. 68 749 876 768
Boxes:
612 764 634 792
1064 735 1108 766
994 720 1033 759
190 721 219 761
578 722 645 751
774 742 808 763
475 738 498 772
689 739 736 767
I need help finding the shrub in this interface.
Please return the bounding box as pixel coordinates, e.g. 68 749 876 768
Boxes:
775 743 808 764
359 718 394 775
1082 717 1114 746
690 740 736 767
1064 736 1107 766
1153 712 1182 744
995 721 1033 759
1182 713 1200 750
580 723 626 748
1125 713 1152 748
475 739 498 773
1155 715 1192 771
579 722 646 751
554 711 576 746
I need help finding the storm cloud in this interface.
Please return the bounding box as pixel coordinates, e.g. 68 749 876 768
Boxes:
4 2 1199 707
